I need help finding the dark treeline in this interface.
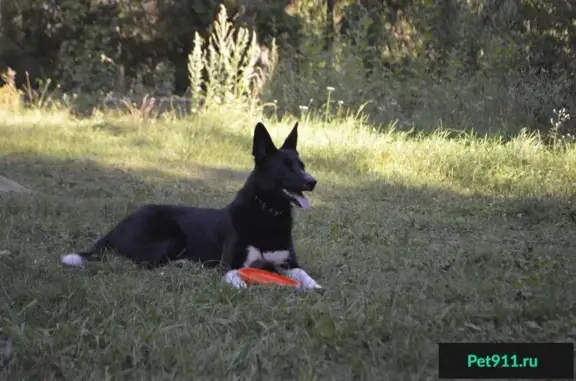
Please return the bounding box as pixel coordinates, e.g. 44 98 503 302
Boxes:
1 0 574 134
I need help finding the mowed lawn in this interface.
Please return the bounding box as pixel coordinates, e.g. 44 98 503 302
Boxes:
1 109 576 380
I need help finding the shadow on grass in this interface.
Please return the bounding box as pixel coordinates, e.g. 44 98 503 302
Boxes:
0 151 250 201
1 152 575 380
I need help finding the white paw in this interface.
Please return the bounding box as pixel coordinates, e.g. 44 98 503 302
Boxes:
223 270 248 289
297 284 325 294
284 268 322 290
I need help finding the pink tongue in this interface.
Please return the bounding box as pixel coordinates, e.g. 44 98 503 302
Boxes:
294 194 310 210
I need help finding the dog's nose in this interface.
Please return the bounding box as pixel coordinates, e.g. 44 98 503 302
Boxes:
304 175 317 191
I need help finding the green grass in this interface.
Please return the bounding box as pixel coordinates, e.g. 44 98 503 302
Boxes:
1 108 576 380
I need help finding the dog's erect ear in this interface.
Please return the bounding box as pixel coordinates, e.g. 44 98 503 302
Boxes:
281 122 298 150
253 122 277 160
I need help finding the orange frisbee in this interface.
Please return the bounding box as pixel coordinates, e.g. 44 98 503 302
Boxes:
238 268 301 288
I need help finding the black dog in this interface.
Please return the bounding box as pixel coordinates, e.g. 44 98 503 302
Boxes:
61 122 324 291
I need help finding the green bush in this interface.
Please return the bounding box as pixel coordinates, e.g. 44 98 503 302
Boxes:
0 0 573 136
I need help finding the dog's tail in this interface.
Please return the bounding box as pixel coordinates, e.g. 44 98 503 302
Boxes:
61 239 108 268
60 251 93 268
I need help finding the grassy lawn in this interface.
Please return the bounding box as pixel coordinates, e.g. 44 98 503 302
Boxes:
1 108 575 380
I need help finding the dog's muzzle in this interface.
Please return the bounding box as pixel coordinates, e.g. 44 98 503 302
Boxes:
302 173 317 191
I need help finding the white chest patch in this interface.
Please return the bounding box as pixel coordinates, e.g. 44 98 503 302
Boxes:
243 245 290 267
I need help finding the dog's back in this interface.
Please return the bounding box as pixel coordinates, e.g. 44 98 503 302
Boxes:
62 204 231 268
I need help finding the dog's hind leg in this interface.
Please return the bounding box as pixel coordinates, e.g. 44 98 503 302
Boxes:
126 239 181 268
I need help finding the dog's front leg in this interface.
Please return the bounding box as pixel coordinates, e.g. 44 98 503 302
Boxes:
284 268 324 293
223 269 248 289
220 240 248 289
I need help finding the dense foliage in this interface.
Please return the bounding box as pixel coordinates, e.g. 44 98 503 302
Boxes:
1 0 574 134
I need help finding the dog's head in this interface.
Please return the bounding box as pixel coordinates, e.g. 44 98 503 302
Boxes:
251 122 317 209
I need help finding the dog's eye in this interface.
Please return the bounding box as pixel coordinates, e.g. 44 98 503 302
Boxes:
299 161 305 170
283 158 293 169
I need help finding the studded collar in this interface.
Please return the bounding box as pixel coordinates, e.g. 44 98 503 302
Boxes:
253 194 287 217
